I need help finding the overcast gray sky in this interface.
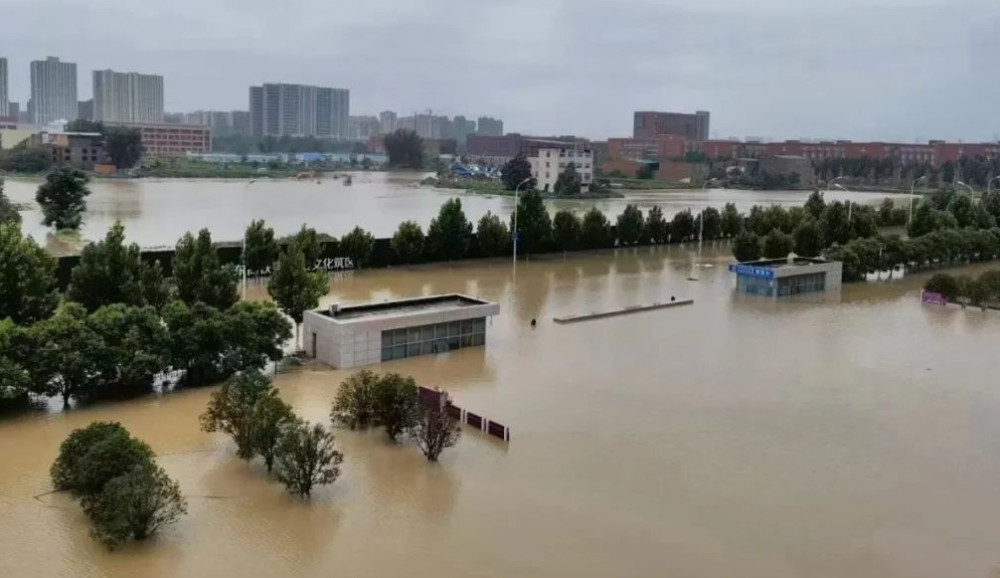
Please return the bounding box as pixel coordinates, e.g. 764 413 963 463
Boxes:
3 0 998 142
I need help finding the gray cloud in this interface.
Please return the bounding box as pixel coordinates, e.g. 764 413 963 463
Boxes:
2 0 998 141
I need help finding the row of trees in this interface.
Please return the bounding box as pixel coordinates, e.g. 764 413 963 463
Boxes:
51 422 186 548
924 270 1000 310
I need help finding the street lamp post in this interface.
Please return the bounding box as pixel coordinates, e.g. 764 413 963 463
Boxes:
828 176 847 192
241 179 257 299
702 177 718 192
833 183 852 221
956 180 975 196
512 177 533 266
910 175 927 223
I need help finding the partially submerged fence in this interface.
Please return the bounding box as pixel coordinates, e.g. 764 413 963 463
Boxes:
418 386 510 442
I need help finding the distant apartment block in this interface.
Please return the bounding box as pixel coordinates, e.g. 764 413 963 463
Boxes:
529 146 594 192
349 115 380 141
0 58 8 117
7 102 19 121
607 135 686 162
231 111 250 136
379 111 397 134
120 122 211 157
92 70 164 124
633 110 710 141
77 99 93 121
30 57 78 124
477 116 503 136
163 112 184 125
249 83 349 138
397 113 447 140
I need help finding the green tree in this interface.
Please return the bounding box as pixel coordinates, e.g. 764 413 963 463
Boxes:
804 190 826 220
162 301 228 386
274 420 344 498
511 191 552 255
340 226 375 268
81 462 186 549
671 209 695 242
374 373 419 442
173 229 239 310
552 210 582 251
792 220 825 257
0 224 58 324
983 190 1000 221
409 405 461 462
50 421 154 497
267 244 329 348
391 220 425 263
68 222 163 311
762 229 794 258
88 304 169 396
29 303 108 405
244 219 279 274
580 207 612 249
948 194 975 228
200 371 275 460
616 204 645 246
426 198 473 260
645 206 668 243
65 119 105 133
820 201 852 246
0 320 31 405
720 202 743 238
223 301 293 372
384 129 424 169
250 392 296 473
104 126 144 169
554 163 582 196
732 232 761 262
637 164 655 180
501 153 535 191
331 369 380 430
851 206 879 239
35 167 91 230
475 211 509 257
141 261 171 310
0 178 21 226
0 143 53 173
908 201 937 237
877 198 895 226
288 225 323 263
699 207 722 240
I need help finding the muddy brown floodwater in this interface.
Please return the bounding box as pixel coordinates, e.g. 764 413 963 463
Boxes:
3 245 1000 578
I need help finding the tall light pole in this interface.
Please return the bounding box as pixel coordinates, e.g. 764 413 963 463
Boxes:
512 177 533 266
702 177 718 192
828 176 847 192
910 175 927 223
956 180 975 196
834 183 852 221
241 179 257 299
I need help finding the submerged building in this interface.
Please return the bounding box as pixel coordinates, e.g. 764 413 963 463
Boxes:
302 294 500 369
729 256 842 298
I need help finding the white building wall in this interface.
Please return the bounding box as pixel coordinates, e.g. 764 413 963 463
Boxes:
529 147 594 193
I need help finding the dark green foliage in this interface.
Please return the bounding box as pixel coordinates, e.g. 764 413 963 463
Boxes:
699 207 722 240
500 153 535 191
475 211 509 257
762 229 794 259
511 191 552 255
580 207 612 249
104 126 144 169
645 206 668 243
554 163 582 196
249 390 296 473
340 226 375 267
616 204 644 246
409 405 461 462
0 320 31 403
948 194 975 228
391 220 425 263
793 220 825 257
0 223 58 324
87 304 169 397
141 261 171 310
732 232 761 262
552 210 582 251
851 205 879 239
50 421 154 496
983 190 1000 221
267 243 328 347
200 371 275 460
35 167 91 230
804 190 826 220
68 222 167 312
637 164 655 180
28 302 108 405
173 229 239 310
65 119 105 133
820 201 853 246
274 420 343 498
384 129 424 169
373 373 419 442
0 143 53 173
288 225 323 263
81 462 186 548
426 199 472 260
0 178 21 226
671 209 695 242
719 203 743 238
924 273 960 300
244 219 279 273
330 369 380 430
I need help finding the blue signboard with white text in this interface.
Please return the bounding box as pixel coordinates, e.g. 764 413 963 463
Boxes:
728 264 775 280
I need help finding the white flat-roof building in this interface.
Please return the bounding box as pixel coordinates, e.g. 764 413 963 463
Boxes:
529 147 594 193
302 294 500 369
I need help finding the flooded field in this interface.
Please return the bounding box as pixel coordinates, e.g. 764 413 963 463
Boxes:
4 173 912 255
2 246 1000 578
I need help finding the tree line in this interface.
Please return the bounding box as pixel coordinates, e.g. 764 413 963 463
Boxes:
924 270 1000 310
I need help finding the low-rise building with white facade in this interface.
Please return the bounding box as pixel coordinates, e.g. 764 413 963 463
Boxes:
529 146 594 193
302 294 500 369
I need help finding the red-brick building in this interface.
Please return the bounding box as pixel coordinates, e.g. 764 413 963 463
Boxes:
607 135 686 162
121 122 211 157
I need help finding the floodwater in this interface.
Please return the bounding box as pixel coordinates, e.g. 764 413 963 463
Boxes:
2 245 1000 578
4 172 913 255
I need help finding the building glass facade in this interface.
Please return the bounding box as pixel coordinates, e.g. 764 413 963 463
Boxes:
776 272 826 297
381 317 487 362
